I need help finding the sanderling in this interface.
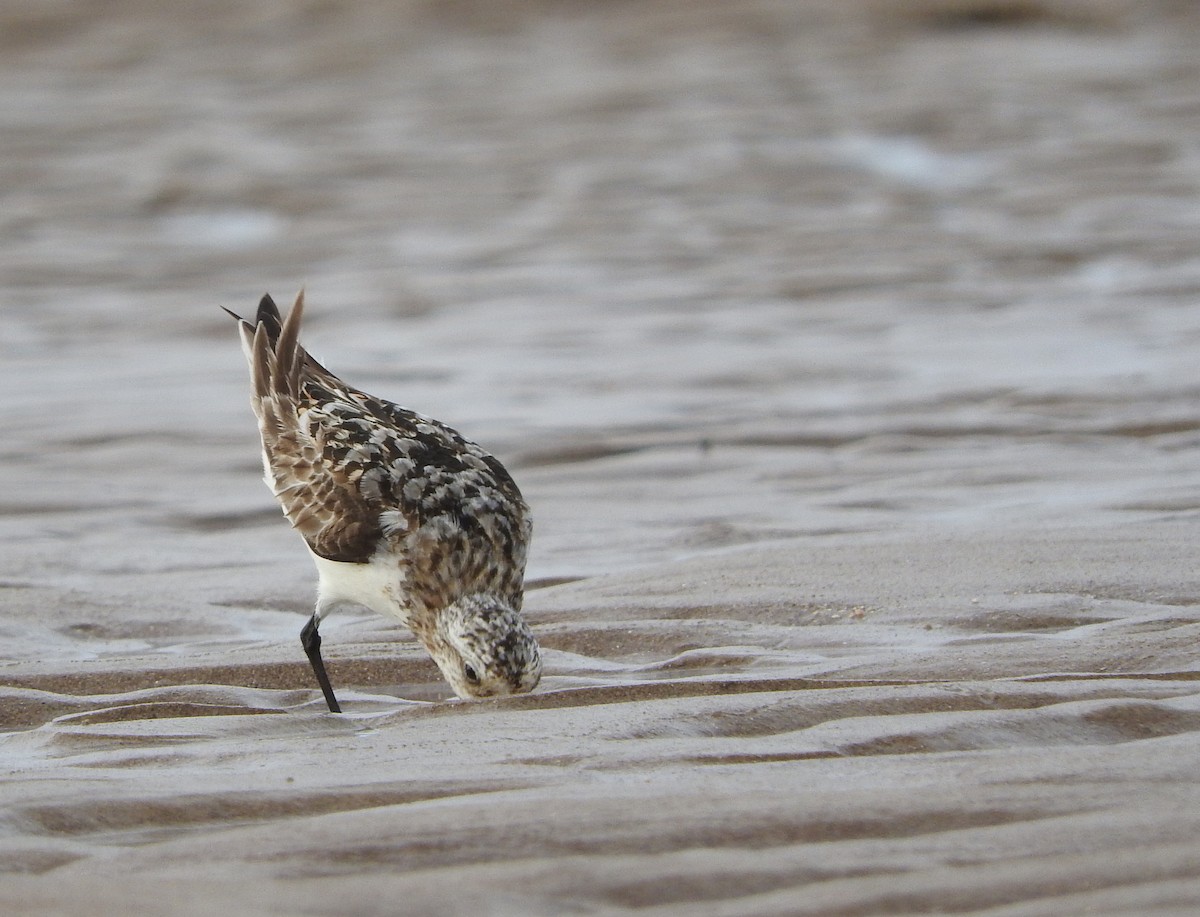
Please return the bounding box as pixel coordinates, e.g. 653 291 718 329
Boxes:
226 291 540 712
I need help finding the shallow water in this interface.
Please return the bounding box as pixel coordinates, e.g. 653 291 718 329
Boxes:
3 1 1200 913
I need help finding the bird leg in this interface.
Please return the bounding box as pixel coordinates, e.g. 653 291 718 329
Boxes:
300 614 342 713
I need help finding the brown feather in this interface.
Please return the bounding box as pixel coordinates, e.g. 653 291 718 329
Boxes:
229 291 529 587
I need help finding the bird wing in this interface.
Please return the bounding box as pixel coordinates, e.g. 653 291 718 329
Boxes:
230 292 387 562
229 293 530 587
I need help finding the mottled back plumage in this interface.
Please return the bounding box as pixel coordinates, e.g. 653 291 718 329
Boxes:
227 291 539 708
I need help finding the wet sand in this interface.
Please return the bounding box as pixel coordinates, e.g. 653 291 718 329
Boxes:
3 0 1200 913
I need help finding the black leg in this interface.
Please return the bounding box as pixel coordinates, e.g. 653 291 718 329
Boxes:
300 614 342 713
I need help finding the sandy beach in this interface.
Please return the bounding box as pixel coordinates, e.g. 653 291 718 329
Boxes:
3 0 1200 913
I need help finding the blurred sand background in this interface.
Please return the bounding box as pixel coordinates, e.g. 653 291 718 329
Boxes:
2 0 1200 913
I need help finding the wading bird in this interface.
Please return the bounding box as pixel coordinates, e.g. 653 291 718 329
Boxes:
226 292 540 712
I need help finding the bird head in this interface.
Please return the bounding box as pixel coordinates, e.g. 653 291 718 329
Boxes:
431 594 541 699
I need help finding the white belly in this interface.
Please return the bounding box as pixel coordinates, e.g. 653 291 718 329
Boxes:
309 549 408 623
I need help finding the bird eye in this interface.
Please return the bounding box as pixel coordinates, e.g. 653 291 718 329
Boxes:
463 664 480 685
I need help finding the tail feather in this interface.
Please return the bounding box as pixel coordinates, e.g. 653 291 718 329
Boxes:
250 321 276 402
225 290 308 403
223 293 284 356
274 289 306 398
254 293 284 345
223 303 258 365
